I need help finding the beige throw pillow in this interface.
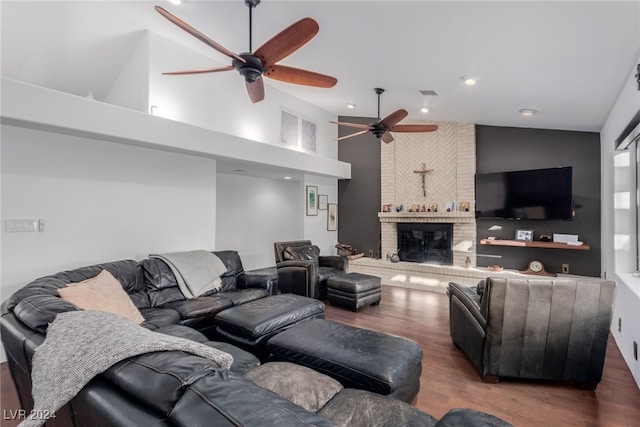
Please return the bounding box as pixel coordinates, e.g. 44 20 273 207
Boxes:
58 270 145 324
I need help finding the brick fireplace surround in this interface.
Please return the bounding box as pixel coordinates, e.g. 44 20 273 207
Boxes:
348 121 490 292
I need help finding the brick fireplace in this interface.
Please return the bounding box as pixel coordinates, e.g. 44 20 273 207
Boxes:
348 121 478 292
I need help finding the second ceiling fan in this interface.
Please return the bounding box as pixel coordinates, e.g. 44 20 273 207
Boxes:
332 88 438 143
155 0 337 103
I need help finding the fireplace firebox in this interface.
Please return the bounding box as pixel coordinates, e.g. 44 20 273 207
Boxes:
397 223 453 265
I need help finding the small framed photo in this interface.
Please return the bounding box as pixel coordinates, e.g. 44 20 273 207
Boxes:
410 204 421 212
327 203 337 231
515 229 534 241
318 194 328 210
459 201 470 212
382 203 393 212
428 203 438 212
306 186 318 216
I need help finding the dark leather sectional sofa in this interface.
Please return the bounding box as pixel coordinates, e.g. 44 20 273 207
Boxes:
2 251 513 426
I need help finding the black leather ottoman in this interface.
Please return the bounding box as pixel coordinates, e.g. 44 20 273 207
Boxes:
214 294 325 360
327 272 381 311
267 318 422 402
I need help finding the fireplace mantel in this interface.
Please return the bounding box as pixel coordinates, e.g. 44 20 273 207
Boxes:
378 212 475 223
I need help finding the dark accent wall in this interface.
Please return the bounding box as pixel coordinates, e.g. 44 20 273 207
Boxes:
337 116 381 257
476 125 601 277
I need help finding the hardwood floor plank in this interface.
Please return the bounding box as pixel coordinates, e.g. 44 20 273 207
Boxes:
1 285 639 426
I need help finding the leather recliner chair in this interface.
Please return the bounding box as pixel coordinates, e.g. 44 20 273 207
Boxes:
274 240 347 300
447 277 615 390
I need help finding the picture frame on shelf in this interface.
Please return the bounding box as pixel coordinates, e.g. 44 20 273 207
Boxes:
515 229 534 241
306 186 318 216
459 201 470 212
410 204 420 212
382 203 393 212
318 194 328 210
327 203 337 231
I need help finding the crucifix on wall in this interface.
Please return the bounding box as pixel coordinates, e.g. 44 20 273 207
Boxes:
414 162 434 197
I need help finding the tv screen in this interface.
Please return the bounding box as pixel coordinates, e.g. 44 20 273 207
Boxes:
475 167 573 220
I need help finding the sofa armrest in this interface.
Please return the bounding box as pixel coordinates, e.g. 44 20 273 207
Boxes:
319 255 347 271
447 282 486 373
447 282 485 329
238 267 279 295
275 260 317 298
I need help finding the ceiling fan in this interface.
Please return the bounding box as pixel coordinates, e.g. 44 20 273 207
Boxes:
155 0 337 103
332 88 438 143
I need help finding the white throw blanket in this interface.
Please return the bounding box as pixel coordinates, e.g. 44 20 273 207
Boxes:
150 250 227 298
20 310 233 427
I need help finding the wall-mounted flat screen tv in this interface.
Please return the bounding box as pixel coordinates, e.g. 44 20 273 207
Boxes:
475 167 573 220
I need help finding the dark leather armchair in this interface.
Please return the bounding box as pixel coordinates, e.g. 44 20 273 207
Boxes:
274 240 347 299
447 277 616 390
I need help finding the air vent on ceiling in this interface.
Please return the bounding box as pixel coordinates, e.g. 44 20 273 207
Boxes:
419 90 439 96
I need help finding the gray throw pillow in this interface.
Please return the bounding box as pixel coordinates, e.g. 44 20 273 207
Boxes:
245 362 343 412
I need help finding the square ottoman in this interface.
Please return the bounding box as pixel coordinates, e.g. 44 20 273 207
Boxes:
214 294 325 360
327 272 381 311
267 318 422 402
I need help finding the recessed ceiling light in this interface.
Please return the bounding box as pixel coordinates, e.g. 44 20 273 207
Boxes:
461 76 477 86
519 109 537 116
347 103 356 109
168 0 182 5
421 107 430 113
283 176 292 180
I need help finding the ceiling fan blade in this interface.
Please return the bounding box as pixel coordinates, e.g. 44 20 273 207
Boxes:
254 17 319 66
155 6 245 64
246 77 265 103
264 65 337 88
337 129 370 141
330 121 373 130
162 66 234 75
381 132 395 144
390 124 439 133
379 109 409 130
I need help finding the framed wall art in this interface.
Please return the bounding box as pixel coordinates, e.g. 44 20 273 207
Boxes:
515 229 534 241
327 203 337 231
318 194 328 210
306 186 318 216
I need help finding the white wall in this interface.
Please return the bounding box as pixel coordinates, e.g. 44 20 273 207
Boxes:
215 173 302 270
304 174 339 256
1 125 218 300
601 54 640 388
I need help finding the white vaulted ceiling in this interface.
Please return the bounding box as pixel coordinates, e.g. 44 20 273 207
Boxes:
1 1 639 133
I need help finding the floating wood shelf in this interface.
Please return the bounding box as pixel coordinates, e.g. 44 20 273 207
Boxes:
480 239 590 251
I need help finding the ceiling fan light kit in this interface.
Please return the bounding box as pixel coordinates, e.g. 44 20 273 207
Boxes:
331 88 439 143
155 1 337 103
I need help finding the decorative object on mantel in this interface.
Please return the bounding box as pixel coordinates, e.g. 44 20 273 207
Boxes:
413 163 434 197
395 204 404 212
428 203 438 212
382 203 393 212
306 186 318 216
465 256 472 269
335 243 353 256
409 204 420 213
445 201 457 212
420 204 427 212
387 253 400 263
331 88 438 143
459 201 470 212
488 264 503 272
154 2 337 104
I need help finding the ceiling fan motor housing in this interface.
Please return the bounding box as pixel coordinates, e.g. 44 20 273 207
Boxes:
233 53 265 83
371 124 387 138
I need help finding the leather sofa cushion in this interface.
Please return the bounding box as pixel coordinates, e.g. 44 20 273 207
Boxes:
13 295 78 334
162 296 233 319
206 342 260 375
217 288 269 306
139 307 181 330
170 372 336 427
245 362 343 413
434 408 513 427
103 351 223 415
142 258 184 307
318 388 437 427
284 245 320 262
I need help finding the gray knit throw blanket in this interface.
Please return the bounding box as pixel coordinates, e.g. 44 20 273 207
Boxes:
20 310 233 427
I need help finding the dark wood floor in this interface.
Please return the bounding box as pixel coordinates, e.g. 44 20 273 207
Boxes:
2 286 639 426
325 286 640 426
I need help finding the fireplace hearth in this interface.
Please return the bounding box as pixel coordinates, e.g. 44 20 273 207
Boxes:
397 223 453 265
